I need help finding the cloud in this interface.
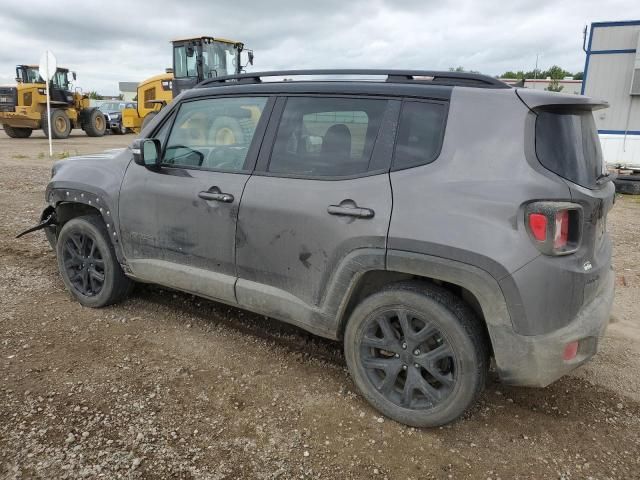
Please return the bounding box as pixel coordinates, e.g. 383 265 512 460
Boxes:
0 0 638 94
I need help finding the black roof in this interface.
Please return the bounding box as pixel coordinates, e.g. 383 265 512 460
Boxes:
186 81 454 101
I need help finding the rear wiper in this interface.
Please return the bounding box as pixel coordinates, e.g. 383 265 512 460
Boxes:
595 172 612 184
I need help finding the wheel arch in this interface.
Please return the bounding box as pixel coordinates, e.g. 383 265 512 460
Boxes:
45 187 126 266
334 250 512 355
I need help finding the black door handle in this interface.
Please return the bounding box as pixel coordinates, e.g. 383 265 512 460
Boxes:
327 205 375 219
198 190 234 203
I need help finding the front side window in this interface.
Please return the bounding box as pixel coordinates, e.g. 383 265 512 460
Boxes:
163 97 268 171
393 101 447 170
268 97 387 177
174 46 198 78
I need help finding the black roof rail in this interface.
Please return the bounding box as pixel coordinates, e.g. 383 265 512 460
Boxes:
196 69 510 89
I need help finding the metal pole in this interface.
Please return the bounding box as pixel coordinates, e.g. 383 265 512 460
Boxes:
46 51 53 157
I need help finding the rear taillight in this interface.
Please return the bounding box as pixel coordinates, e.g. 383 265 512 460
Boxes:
525 202 582 255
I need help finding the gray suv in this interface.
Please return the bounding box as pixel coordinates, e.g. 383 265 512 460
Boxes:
24 70 615 427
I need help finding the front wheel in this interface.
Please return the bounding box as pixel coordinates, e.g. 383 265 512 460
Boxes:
83 108 106 137
56 215 132 307
344 282 488 427
3 125 33 138
42 109 71 139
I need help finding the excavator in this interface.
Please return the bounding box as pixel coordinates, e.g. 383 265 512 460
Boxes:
122 36 253 133
0 65 105 139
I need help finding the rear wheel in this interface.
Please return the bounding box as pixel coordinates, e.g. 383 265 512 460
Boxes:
42 109 71 139
344 282 488 427
83 108 106 137
56 215 132 308
3 124 33 138
141 111 158 131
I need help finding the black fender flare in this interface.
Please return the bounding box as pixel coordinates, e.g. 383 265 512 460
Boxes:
45 186 126 266
329 249 514 368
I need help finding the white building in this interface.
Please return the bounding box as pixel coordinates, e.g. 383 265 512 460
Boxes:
582 20 640 169
118 82 138 102
501 78 583 95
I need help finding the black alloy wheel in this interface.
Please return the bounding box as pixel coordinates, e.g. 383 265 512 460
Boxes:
359 308 456 409
61 231 105 297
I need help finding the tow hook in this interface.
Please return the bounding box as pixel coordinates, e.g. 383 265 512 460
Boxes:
16 212 57 239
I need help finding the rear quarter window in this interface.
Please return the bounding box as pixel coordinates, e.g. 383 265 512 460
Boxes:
392 101 447 170
535 109 604 189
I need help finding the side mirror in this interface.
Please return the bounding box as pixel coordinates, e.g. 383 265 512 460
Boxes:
248 50 254 66
72 72 77 81
132 138 161 168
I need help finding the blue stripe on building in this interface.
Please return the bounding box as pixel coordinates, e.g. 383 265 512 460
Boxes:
598 130 640 135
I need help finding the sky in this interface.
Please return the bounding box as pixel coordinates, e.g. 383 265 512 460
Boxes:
0 0 638 95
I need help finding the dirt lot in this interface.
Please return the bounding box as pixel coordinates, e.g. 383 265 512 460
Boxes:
1 130 639 479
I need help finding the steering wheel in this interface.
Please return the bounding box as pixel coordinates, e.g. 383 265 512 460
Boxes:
165 145 205 167
206 146 243 170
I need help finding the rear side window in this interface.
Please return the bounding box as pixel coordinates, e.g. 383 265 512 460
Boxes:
268 97 387 177
393 101 447 170
535 109 604 189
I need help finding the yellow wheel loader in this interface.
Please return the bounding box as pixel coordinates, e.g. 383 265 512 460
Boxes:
122 36 253 133
0 65 105 139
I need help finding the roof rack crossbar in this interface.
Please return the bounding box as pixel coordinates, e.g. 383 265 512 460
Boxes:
196 69 510 89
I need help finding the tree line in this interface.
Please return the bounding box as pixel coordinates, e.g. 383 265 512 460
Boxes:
450 65 582 80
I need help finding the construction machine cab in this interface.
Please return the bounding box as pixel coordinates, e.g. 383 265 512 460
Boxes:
171 37 249 97
15 65 75 105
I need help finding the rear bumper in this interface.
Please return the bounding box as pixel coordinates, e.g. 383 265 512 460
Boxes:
495 266 614 387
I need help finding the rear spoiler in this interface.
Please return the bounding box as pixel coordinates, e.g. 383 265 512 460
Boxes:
515 88 608 112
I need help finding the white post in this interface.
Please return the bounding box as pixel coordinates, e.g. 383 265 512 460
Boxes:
45 51 53 157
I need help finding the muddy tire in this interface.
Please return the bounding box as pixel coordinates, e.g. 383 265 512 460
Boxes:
42 109 71 139
113 121 127 135
83 108 106 137
3 124 33 138
56 215 133 308
344 282 489 427
141 111 159 131
614 176 640 195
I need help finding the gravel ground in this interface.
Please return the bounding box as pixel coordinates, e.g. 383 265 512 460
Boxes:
1 129 639 479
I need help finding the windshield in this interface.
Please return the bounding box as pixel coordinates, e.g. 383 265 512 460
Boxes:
53 70 69 90
20 67 44 84
202 41 238 78
99 102 126 112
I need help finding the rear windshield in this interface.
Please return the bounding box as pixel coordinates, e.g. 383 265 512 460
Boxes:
535 109 604 189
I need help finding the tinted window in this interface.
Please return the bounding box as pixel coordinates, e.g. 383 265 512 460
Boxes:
163 97 267 171
268 97 387 177
393 101 446 170
535 109 604 189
